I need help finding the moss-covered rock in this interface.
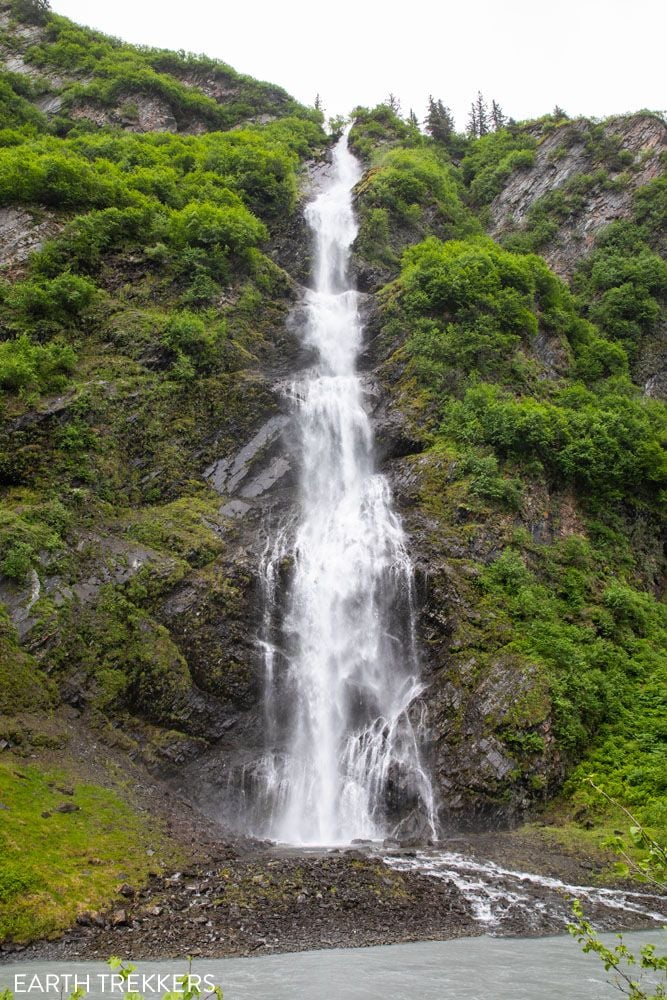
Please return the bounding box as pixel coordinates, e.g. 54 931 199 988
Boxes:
0 607 54 714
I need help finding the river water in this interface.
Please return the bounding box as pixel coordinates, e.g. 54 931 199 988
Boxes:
2 931 665 1000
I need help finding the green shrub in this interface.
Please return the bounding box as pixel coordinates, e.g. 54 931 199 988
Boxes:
167 201 267 254
0 146 133 209
603 584 658 637
200 132 299 218
574 336 628 381
349 105 414 160
57 420 96 453
354 207 393 264
444 382 666 504
356 147 477 245
397 237 580 387
0 541 34 581
0 76 48 132
33 204 164 275
11 0 50 25
461 130 536 206
384 234 666 511
7 273 99 331
634 175 667 249
161 311 226 370
477 545 666 760
460 451 523 509
0 335 76 394
574 213 667 358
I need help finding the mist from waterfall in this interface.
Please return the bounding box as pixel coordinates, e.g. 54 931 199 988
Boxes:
255 133 436 845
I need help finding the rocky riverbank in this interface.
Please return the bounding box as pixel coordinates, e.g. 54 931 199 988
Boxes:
3 848 478 961
5 823 665 963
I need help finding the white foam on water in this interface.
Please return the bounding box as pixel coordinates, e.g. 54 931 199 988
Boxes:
385 850 667 929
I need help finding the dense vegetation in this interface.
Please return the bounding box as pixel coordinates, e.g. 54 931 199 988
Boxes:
573 198 667 365
0 108 323 564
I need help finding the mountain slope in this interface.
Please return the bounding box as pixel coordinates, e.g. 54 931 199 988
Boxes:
0 4 665 948
349 105 666 832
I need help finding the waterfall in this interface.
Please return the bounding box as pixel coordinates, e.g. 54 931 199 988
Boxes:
255 132 436 845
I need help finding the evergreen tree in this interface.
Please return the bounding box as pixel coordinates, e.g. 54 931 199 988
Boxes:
552 105 569 120
425 95 455 143
406 108 421 142
491 99 507 131
425 95 437 132
314 93 323 113
11 0 50 23
467 103 479 138
386 93 401 116
475 91 490 136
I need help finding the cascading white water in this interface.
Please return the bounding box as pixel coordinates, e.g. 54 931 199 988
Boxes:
255 133 436 845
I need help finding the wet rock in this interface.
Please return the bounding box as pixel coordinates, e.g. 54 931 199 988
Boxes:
219 499 251 519
239 456 291 499
69 95 179 133
478 738 515 780
393 808 434 845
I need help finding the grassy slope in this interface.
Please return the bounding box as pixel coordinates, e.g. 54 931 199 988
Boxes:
0 757 182 942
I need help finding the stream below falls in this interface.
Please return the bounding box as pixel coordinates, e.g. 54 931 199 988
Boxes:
382 847 667 933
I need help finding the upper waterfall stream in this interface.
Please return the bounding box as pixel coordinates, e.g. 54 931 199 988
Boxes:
251 132 436 845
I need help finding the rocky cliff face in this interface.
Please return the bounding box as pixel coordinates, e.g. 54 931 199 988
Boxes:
486 114 667 401
381 441 573 826
153 108 667 831
488 115 665 279
0 8 330 905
